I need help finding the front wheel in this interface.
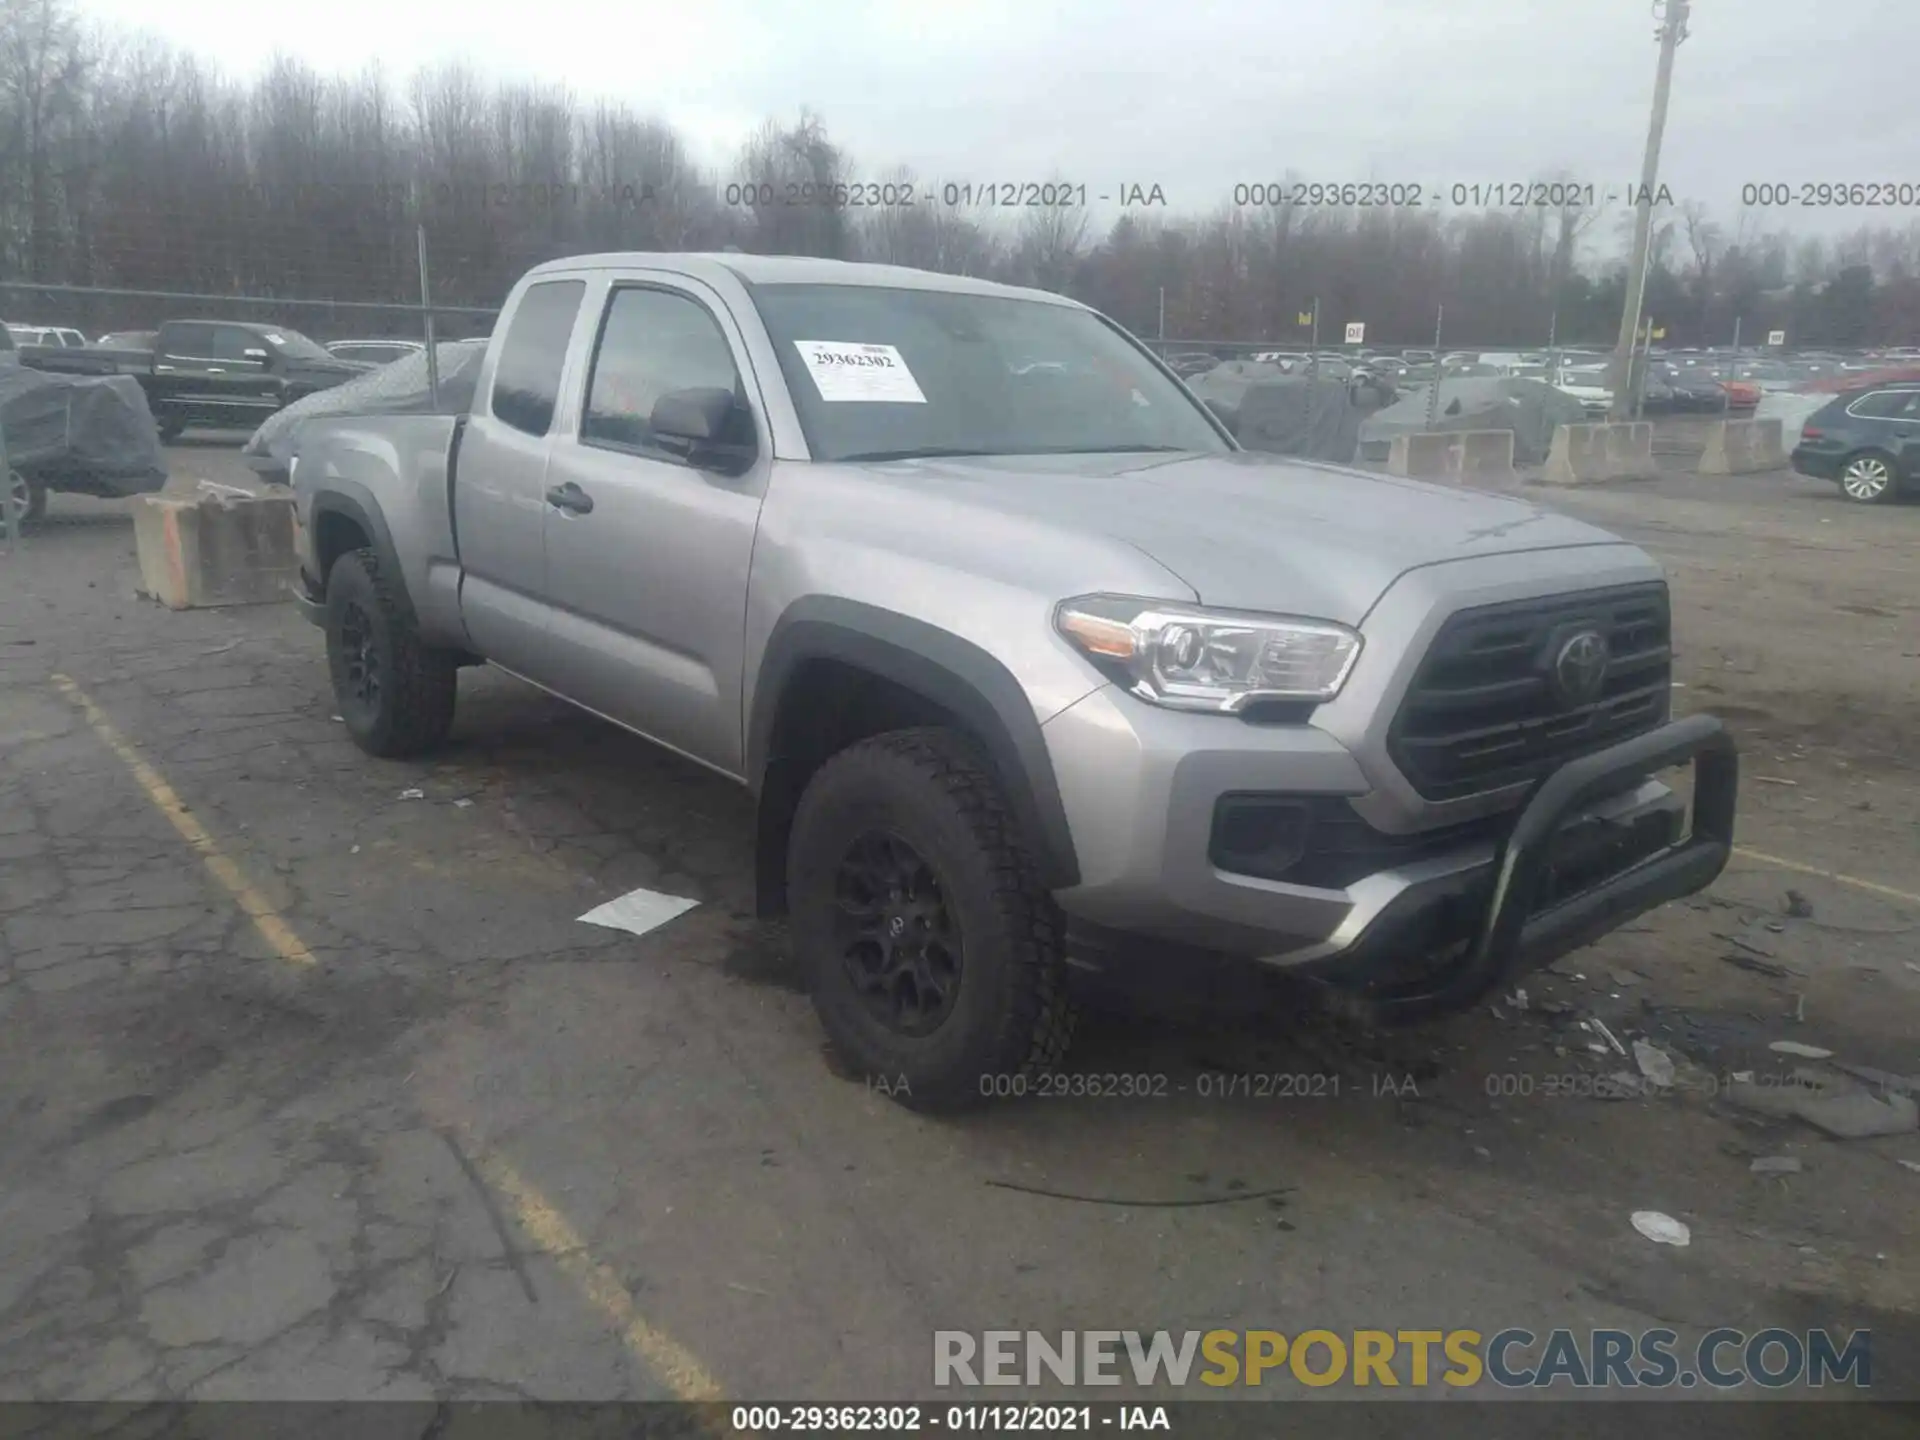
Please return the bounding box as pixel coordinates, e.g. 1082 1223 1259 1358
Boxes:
789 728 1076 1112
1839 451 1898 504
324 547 458 757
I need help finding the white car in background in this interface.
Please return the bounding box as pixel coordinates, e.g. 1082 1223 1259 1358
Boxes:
1551 366 1614 415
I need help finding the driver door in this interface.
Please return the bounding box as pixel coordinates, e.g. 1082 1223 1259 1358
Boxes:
537 277 770 777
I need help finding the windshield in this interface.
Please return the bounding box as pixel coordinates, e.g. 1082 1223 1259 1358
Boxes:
750 283 1230 463
264 328 331 361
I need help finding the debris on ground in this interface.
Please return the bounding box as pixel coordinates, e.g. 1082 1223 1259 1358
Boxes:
1609 969 1642 988
1750 1156 1804 1175
1783 889 1815 919
398 788 425 800
1726 1074 1920 1140
1769 1041 1833 1059
1723 952 1794 979
1589 1017 1628 1057
1829 1062 1918 1099
1633 1040 1676 1089
453 798 474 809
1631 1211 1691 1247
1899 1160 1920 1175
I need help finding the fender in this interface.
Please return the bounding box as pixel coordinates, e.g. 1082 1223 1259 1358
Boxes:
307 482 414 618
750 597 1081 892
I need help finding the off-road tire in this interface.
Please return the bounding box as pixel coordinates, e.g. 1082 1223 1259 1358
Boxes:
789 727 1077 1112
157 421 186 443
324 547 458 758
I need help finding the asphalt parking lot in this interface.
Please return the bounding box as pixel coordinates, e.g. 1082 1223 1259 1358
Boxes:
2 431 1918 1421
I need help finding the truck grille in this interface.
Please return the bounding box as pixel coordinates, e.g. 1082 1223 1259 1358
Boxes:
1386 583 1671 802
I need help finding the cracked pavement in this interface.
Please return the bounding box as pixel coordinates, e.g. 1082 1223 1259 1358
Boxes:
1 454 1918 1415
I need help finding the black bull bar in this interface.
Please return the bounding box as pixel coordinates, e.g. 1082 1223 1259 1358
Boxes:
1363 712 1739 1023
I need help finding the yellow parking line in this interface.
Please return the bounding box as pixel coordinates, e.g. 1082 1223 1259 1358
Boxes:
50 672 723 1401
472 1148 725 1401
52 673 315 966
1731 845 1920 909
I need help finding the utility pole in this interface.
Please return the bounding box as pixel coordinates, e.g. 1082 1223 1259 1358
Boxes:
1425 306 1444 430
1157 286 1166 342
1609 0 1690 421
1308 298 1320 377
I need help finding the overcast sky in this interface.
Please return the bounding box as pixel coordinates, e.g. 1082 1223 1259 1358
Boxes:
72 0 1904 239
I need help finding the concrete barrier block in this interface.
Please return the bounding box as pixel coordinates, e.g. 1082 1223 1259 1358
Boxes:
1458 428 1517 482
133 491 297 610
1387 429 1515 485
1698 418 1787 475
1539 422 1657 485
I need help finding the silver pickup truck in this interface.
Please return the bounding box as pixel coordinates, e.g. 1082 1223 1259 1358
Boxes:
288 253 1738 1109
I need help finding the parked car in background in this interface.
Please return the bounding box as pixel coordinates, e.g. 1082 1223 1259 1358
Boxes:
1548 366 1613 416
7 324 89 348
326 338 427 367
1719 379 1761 410
20 319 370 439
1160 350 1219 377
1660 370 1730 413
1790 385 1920 504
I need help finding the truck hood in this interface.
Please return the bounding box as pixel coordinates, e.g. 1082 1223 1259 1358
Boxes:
862 450 1632 625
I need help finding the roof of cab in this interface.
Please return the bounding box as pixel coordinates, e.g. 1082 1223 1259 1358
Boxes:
520 252 1083 308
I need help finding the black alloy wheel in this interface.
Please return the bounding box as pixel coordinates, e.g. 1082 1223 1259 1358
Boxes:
831 830 963 1037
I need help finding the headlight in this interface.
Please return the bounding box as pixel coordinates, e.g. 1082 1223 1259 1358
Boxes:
1054 595 1362 712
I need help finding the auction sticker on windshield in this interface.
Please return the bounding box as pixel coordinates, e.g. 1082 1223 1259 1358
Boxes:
794 341 928 403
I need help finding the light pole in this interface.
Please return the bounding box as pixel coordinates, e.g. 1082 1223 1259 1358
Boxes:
1609 0 1690 421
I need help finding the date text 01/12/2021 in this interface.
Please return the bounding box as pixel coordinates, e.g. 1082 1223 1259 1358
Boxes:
731 1405 1169 1432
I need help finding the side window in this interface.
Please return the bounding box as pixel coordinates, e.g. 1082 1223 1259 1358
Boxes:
581 286 746 458
159 323 214 359
212 327 261 362
1849 390 1917 419
491 279 586 436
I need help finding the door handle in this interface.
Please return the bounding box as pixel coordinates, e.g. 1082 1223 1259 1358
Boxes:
545 482 594 514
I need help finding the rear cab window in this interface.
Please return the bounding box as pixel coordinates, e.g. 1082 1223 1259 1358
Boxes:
491 280 587 436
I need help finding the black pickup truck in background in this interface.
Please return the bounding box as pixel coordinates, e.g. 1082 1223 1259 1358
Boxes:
17 319 370 439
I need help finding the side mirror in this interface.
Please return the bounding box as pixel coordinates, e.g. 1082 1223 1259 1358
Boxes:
650 386 754 473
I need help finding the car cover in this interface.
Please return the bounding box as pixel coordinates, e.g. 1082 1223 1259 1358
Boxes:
1228 376 1366 463
243 340 488 475
1359 377 1586 465
0 360 167 494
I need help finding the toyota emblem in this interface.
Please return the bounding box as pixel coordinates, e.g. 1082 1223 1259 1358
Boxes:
888 915 907 937
1551 630 1611 706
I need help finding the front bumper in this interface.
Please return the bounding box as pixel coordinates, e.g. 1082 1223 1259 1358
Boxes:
1047 684 1737 1020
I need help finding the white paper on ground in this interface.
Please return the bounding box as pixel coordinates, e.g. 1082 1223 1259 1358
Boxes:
793 341 927 403
577 887 699 938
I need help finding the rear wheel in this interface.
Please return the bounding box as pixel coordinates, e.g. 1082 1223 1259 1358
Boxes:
5 469 45 529
324 547 458 757
157 421 186 443
1839 451 1897 504
789 728 1076 1111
